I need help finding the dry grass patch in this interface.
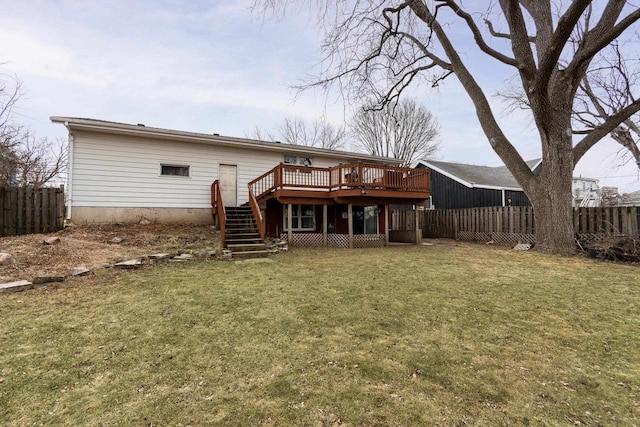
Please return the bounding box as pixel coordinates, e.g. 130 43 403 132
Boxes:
1 245 639 425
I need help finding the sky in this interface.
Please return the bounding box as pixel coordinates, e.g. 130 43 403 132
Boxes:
2 0 639 193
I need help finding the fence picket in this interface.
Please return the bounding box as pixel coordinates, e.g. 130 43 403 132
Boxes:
629 206 640 236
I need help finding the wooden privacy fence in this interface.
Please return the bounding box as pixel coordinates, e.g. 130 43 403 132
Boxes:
392 206 640 245
1 187 65 237
423 206 536 244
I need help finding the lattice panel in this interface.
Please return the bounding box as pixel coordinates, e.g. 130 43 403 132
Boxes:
280 233 385 248
353 234 386 248
280 233 324 247
457 231 492 243
327 234 350 248
490 232 536 245
456 231 536 245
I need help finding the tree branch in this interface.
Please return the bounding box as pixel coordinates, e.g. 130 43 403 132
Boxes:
484 18 536 42
533 1 592 93
408 0 535 189
498 0 537 83
573 98 640 164
568 6 640 79
441 0 519 67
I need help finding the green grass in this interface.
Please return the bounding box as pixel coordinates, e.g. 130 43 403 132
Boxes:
1 245 639 425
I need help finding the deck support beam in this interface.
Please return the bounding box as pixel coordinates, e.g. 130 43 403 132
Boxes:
348 203 353 249
323 205 328 247
384 204 389 246
415 205 420 246
287 203 293 244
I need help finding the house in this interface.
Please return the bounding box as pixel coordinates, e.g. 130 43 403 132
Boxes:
417 159 605 209
52 117 430 248
572 176 600 207
620 189 640 206
415 159 540 209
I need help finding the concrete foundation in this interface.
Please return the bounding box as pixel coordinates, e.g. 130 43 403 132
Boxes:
71 207 213 224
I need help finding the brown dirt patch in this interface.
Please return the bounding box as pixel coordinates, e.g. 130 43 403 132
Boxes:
0 223 220 282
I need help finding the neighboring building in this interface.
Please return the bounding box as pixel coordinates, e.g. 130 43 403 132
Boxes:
572 176 600 207
621 189 640 206
415 159 540 209
417 159 606 209
52 117 430 246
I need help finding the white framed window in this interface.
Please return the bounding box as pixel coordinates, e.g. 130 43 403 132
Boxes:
283 204 315 231
283 155 312 166
284 155 298 165
160 164 190 177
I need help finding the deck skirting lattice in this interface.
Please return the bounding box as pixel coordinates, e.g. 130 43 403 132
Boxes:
281 233 386 248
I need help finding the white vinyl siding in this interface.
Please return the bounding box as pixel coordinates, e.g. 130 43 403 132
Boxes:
70 131 347 209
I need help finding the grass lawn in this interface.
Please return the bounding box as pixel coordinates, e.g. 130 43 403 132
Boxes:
1 244 639 425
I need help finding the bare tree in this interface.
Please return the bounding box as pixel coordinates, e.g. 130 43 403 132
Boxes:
574 40 640 168
351 98 439 166
1 68 67 187
13 131 67 187
258 1 640 254
1 70 23 186
248 125 277 143
250 117 347 150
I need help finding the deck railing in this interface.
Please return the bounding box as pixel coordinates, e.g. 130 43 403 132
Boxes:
211 180 227 247
248 186 265 241
249 162 430 201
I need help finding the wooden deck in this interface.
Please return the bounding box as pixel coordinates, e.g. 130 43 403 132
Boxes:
249 163 430 205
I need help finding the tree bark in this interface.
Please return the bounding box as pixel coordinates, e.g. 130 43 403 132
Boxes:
528 127 576 255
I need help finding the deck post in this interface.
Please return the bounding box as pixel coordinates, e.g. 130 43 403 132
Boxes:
287 204 293 244
323 205 328 247
384 204 389 246
348 203 353 248
415 205 420 246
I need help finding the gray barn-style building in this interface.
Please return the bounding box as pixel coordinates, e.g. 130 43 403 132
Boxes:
416 159 542 209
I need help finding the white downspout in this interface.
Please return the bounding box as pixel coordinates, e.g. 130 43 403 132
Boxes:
501 189 506 207
65 123 74 221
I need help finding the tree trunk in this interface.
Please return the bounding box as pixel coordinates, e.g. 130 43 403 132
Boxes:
528 133 576 255
530 185 575 255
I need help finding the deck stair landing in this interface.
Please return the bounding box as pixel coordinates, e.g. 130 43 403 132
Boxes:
225 206 269 259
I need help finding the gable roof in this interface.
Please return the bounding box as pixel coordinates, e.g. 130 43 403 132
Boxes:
50 116 402 165
417 159 541 191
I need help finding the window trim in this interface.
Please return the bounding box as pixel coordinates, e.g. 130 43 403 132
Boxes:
283 204 316 231
160 163 191 178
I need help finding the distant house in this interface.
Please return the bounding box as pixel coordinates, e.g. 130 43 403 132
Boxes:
415 159 540 209
52 117 430 248
621 190 640 206
572 176 600 207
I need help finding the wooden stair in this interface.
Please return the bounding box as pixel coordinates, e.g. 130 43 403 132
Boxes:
225 206 269 259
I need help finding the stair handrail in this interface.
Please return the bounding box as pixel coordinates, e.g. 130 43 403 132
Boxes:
248 166 278 201
211 180 227 247
248 185 265 241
